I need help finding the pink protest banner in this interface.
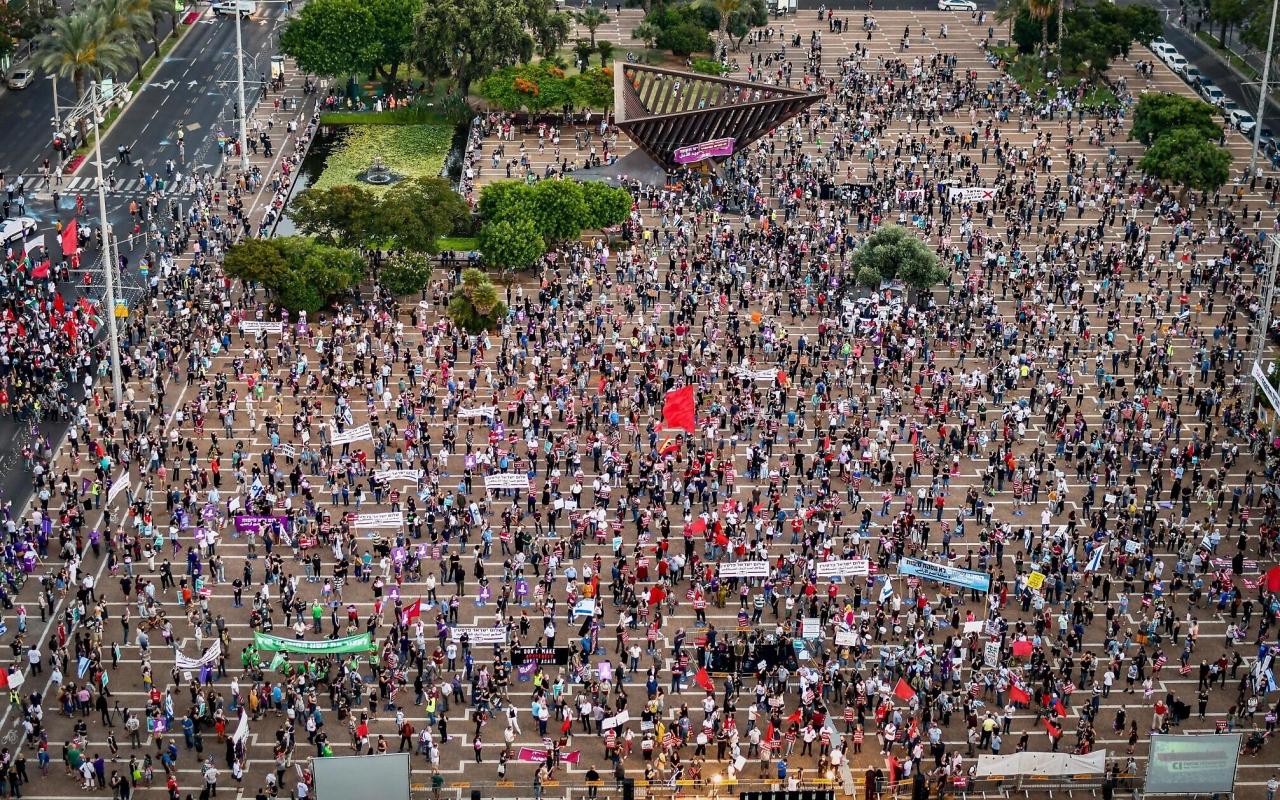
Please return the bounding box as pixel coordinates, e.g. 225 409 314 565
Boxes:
673 137 735 165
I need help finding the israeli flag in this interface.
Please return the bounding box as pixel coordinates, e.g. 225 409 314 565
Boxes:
878 578 894 604
1085 542 1107 573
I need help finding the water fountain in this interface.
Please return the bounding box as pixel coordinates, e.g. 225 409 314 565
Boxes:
358 156 399 185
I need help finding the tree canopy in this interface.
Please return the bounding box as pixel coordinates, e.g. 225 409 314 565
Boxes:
224 237 365 313
280 0 381 78
448 268 508 333
1130 93 1223 147
288 185 379 249
411 0 537 97
371 178 470 254
1139 127 1233 199
478 218 545 271
851 225 948 291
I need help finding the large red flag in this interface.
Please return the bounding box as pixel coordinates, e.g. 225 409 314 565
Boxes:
893 677 916 702
1043 718 1061 738
1266 565 1280 594
31 260 50 279
61 219 78 256
694 668 714 693
1009 685 1031 705
662 385 696 433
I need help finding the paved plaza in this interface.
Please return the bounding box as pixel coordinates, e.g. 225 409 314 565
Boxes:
5 8 1280 800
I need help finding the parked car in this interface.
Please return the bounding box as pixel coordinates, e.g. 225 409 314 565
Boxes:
1181 65 1204 84
937 0 977 9
1151 42 1177 61
1232 109 1257 134
1200 84 1226 105
6 69 33 90
1165 53 1190 73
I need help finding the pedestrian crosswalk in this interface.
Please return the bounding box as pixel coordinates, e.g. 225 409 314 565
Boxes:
57 176 196 196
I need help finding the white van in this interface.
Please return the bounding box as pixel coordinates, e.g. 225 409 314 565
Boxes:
212 0 256 17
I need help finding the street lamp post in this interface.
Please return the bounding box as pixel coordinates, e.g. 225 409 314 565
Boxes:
80 88 126 404
1248 238 1280 413
1249 0 1279 178
234 6 250 172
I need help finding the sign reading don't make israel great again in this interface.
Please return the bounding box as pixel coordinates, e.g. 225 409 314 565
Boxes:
673 137 735 164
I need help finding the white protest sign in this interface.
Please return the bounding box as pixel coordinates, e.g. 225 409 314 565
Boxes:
451 626 508 645
718 561 770 578
801 618 821 639
963 620 985 634
947 186 996 203
983 641 1001 668
835 629 859 647
352 512 404 529
602 710 631 730
330 423 372 446
457 406 498 419
374 470 423 484
485 473 530 490
239 320 284 334
816 559 870 578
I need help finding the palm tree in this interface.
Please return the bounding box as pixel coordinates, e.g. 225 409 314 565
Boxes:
34 11 134 140
576 7 610 48
993 0 1021 42
137 0 179 57
97 0 150 73
696 0 743 47
1026 0 1055 56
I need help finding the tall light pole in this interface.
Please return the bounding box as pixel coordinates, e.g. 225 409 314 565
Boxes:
86 87 126 407
1250 0 1279 178
234 6 250 172
1248 237 1280 412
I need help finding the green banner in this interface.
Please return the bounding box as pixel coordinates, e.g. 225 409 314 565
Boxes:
253 632 374 654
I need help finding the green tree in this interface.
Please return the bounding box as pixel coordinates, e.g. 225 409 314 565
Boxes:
572 66 614 109
597 39 614 64
481 62 573 112
1026 0 1056 53
378 252 434 296
632 20 659 49
97 0 150 72
1139 127 1232 200
526 179 589 242
34 11 133 100
1209 0 1250 45
582 183 633 230
288 185 380 248
365 0 422 80
534 10 573 57
448 268 508 333
1129 93 1223 146
658 20 711 56
576 7 609 47
371 177 469 254
479 218 545 270
726 0 766 50
280 0 378 78
851 225 946 290
695 0 741 46
411 0 535 98
225 237 366 313
478 180 533 222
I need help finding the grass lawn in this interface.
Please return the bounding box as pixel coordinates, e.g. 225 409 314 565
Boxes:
436 236 478 252
313 124 454 194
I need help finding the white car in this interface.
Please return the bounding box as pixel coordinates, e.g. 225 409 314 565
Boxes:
937 0 977 9
1165 54 1189 73
1201 84 1226 105
1231 109 1256 134
1151 42 1177 60
0 217 37 248
211 0 256 16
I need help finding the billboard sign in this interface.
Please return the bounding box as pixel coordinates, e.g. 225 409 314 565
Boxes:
1144 734 1242 795
673 137 735 164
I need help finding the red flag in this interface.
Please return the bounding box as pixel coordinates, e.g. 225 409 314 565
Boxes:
1009 686 1031 704
893 678 916 702
54 293 65 316
31 260 50 279
1011 640 1033 658
0 670 10 690
1266 565 1280 594
404 598 422 622
694 668 714 693
1053 699 1066 717
658 437 681 457
61 219 78 256
1043 718 1061 738
786 708 803 724
662 385 696 433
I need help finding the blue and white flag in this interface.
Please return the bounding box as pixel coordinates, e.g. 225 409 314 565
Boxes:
1085 542 1107 573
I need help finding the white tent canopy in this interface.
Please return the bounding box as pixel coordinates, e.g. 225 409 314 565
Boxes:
974 750 1107 778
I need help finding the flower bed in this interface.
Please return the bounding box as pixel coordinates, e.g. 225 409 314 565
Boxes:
312 124 454 194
